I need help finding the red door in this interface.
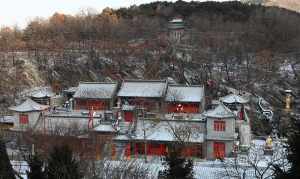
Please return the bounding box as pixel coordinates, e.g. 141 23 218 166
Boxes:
124 111 134 122
213 142 225 159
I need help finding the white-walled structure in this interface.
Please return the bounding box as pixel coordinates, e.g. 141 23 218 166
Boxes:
9 98 49 130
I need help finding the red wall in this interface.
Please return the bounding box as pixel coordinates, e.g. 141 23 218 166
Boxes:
167 103 200 113
75 99 109 110
124 142 202 158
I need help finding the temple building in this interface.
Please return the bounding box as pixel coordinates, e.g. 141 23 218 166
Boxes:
168 17 185 43
165 85 205 114
220 93 249 111
74 82 118 111
9 98 49 131
7 79 255 161
203 103 236 159
117 80 168 114
113 119 205 159
19 87 55 105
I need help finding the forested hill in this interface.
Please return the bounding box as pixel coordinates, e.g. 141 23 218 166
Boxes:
1 1 300 52
0 1 299 113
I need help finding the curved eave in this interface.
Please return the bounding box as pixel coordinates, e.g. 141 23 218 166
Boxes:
9 108 49 113
165 100 201 103
204 115 236 119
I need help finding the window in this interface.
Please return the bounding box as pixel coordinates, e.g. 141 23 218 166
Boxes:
214 120 225 131
124 111 134 122
19 114 29 125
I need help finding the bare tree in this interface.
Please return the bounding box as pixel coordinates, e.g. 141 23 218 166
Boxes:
219 140 288 179
88 159 155 179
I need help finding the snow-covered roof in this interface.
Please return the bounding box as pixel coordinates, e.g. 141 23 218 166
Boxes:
31 90 55 98
220 94 249 104
203 103 236 118
170 18 183 23
74 82 118 99
165 85 204 102
117 80 167 98
63 87 78 93
0 116 15 123
122 105 135 111
9 98 49 112
20 86 55 98
164 113 206 121
93 124 116 133
34 114 92 134
119 120 204 143
45 109 104 118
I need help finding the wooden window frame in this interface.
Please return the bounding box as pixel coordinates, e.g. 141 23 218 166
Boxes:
214 120 226 131
19 114 29 125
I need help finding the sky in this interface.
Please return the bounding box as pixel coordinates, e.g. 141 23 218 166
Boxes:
0 0 231 29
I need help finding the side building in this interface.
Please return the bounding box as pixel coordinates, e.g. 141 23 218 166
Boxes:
117 80 168 115
9 98 50 131
74 82 118 111
203 103 236 159
165 84 205 114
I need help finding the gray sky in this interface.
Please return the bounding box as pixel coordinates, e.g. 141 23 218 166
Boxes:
0 0 231 28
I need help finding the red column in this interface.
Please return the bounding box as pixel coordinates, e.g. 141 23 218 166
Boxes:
134 143 138 158
125 143 131 160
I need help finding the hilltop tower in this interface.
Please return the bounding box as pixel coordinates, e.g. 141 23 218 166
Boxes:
168 17 185 43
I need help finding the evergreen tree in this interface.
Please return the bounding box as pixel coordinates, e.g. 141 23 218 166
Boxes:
0 138 15 179
46 145 82 179
160 145 194 179
275 117 300 179
26 154 46 179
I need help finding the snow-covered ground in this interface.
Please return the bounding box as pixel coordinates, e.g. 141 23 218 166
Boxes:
10 139 287 179
11 160 29 179
100 139 287 179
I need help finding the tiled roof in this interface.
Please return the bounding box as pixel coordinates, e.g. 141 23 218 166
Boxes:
220 94 249 104
74 82 118 99
31 90 55 98
127 120 204 143
117 80 167 98
63 87 78 93
0 116 15 123
93 124 116 133
203 103 236 118
9 98 49 112
165 85 204 102
20 86 55 98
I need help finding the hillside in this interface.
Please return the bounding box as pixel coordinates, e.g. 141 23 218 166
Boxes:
243 0 300 12
264 0 300 13
0 1 299 114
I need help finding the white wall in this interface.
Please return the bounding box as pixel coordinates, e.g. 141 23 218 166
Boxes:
206 117 235 140
13 111 41 130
